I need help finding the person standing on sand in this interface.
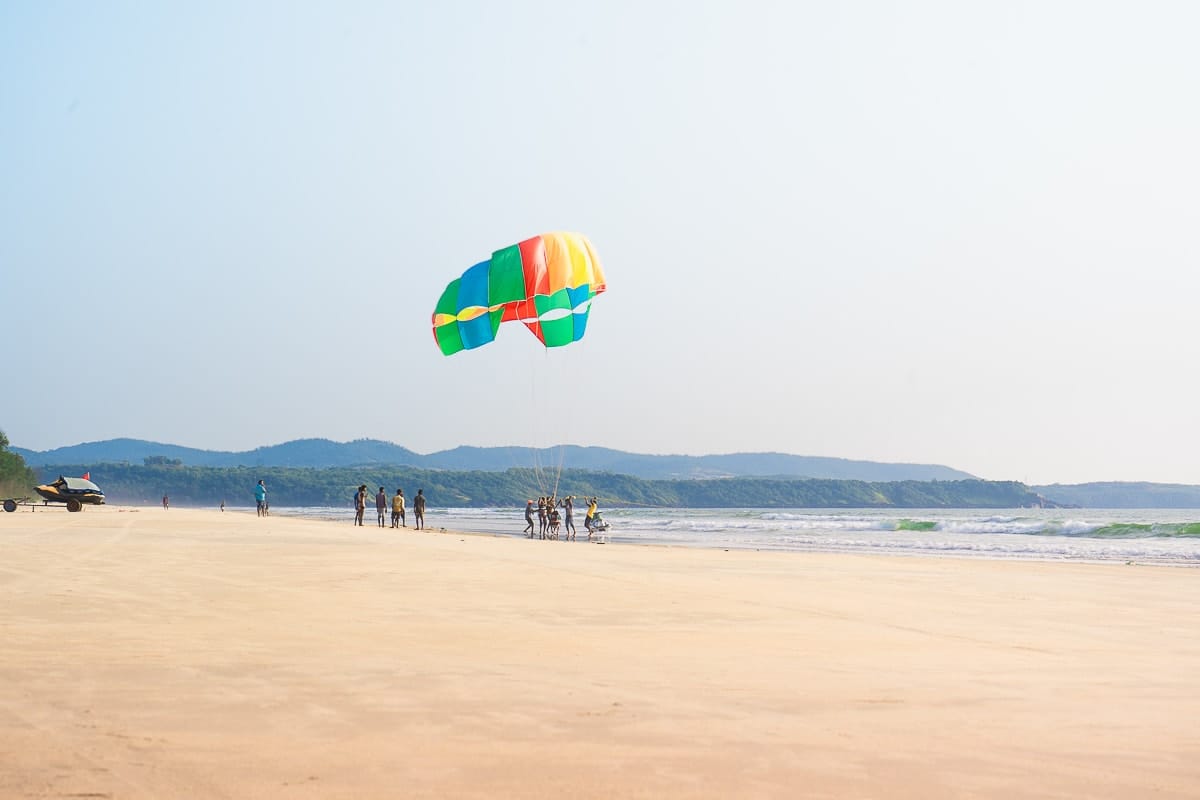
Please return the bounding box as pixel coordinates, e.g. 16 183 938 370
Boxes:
162 494 169 510
413 489 426 530
523 500 535 537
376 487 388 527
391 488 406 528
537 497 548 539
585 496 598 540
561 495 576 541
255 480 267 517
354 485 367 526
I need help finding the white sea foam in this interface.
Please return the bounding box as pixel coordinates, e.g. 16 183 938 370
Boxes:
274 507 1200 565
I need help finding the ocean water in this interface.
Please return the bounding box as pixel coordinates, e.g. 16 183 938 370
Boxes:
271 506 1200 565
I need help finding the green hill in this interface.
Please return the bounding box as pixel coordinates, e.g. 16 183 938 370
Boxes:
12 438 975 482
32 463 1049 509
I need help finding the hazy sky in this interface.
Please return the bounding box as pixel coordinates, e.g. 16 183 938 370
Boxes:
3 1 1198 485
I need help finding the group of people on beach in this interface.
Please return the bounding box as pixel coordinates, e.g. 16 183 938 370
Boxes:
524 495 601 541
251 479 426 528
356 485 425 530
249 480 605 541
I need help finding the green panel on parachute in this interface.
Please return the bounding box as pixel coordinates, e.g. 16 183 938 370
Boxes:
535 288 575 348
434 279 464 356
488 245 528 306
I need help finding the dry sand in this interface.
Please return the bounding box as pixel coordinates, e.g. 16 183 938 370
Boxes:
0 506 1197 799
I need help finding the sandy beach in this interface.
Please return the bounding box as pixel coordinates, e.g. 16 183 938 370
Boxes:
1 507 1197 799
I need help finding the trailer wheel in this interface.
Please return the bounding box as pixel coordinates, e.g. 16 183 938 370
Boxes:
2 499 16 513
67 498 83 512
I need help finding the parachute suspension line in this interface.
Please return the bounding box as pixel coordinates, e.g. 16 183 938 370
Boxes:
526 345 567 502
527 345 558 500
549 347 566 501
528 348 547 498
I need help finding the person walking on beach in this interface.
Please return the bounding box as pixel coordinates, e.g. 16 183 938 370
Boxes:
354 485 367 526
255 480 268 517
523 500 535 537
561 495 576 541
162 494 169 511
413 489 426 530
392 488 406 528
537 497 548 539
375 487 388 527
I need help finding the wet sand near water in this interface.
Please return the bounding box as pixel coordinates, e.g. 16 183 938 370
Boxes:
1 507 1197 798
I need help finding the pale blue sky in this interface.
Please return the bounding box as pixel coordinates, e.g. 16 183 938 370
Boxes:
3 1 1198 484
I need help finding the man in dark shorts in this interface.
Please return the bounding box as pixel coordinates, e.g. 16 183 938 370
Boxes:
354 485 367 526
413 489 426 530
375 487 388 527
561 495 576 540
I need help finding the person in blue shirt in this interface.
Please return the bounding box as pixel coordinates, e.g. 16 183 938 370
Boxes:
254 480 268 517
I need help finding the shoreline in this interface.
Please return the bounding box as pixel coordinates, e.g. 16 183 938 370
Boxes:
23 502 1200 568
3 507 1198 798
269 504 1200 568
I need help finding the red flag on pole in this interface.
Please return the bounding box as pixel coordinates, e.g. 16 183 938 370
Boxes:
82 472 90 481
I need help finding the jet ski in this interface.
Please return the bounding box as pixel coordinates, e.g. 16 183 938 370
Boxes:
35 475 106 512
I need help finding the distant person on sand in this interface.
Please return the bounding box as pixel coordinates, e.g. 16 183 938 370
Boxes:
255 480 267 517
392 488 406 528
561 495 576 541
585 496 598 540
523 500 535 537
376 487 388 527
537 497 548 539
162 494 169 510
413 489 426 530
354 485 367 526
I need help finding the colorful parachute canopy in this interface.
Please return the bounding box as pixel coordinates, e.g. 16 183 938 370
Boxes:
432 232 606 356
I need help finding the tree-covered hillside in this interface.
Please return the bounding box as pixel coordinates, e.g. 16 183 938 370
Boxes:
34 463 1050 509
13 438 975 481
0 430 38 500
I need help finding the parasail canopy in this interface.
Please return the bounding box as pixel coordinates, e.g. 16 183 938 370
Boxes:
432 232 606 356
